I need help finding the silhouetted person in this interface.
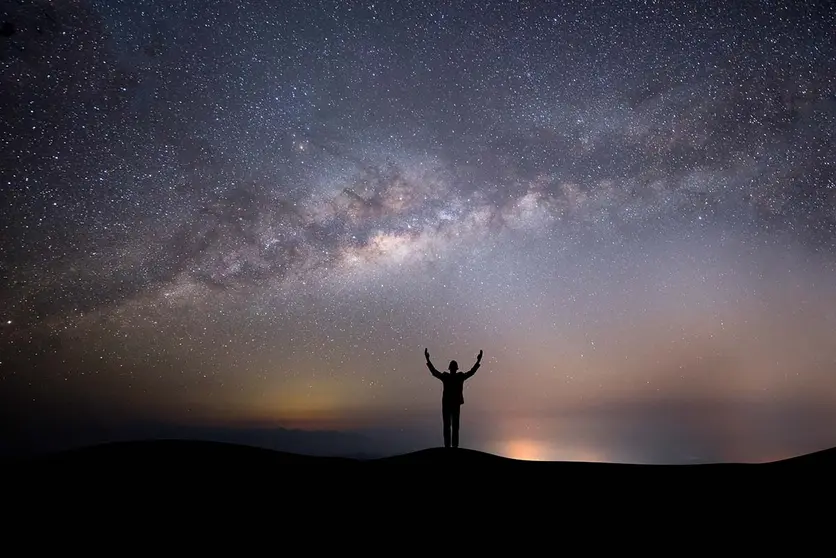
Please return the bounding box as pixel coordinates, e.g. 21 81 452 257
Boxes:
425 347 482 449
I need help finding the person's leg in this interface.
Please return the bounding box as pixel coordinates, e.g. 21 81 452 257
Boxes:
442 406 451 448
451 405 461 448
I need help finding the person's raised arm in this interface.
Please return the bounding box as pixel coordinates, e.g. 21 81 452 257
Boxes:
464 349 483 379
425 347 442 379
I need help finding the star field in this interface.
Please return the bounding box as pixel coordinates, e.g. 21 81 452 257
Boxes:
1 0 835 462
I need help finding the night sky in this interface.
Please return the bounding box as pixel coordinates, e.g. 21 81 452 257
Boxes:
2 0 835 463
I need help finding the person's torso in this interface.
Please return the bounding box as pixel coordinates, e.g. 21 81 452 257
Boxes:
441 373 466 403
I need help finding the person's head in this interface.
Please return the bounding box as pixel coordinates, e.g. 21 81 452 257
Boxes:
449 360 459 373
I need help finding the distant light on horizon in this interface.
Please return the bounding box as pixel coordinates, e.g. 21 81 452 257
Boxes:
494 439 552 462
490 438 612 463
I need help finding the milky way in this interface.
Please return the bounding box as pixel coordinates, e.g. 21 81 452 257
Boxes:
2 0 835 462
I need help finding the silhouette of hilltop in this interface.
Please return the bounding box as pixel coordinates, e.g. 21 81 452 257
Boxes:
13 439 362 472
765 445 836 466
3 438 830 522
5 438 836 472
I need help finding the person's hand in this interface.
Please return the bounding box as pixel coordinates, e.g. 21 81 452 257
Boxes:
424 347 430 361
477 349 483 362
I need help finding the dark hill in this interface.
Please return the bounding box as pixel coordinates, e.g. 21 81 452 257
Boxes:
14 439 361 472
764 445 836 466
6 438 836 472
4 440 832 516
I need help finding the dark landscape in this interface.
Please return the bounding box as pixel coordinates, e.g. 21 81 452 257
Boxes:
6 439 836 473
2 439 827 525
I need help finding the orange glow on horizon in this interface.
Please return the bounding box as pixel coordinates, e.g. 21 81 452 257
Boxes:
493 438 610 463
495 439 551 461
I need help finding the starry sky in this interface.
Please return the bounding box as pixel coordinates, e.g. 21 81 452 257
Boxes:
2 0 835 463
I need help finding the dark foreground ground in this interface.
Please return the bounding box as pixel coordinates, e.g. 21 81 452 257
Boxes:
5 438 836 473
0 440 818 544
2 440 828 528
